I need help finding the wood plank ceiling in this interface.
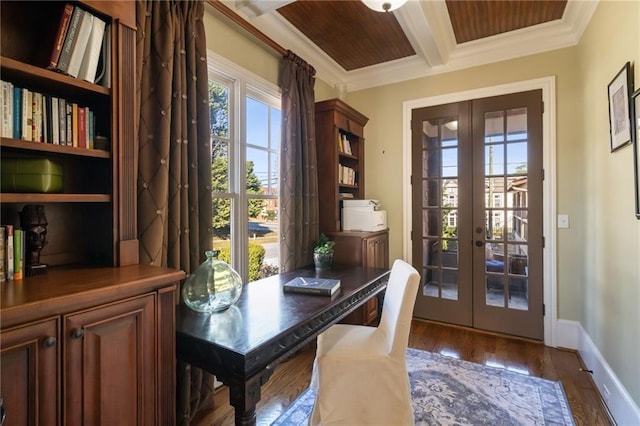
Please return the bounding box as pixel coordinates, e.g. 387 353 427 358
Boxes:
277 0 567 71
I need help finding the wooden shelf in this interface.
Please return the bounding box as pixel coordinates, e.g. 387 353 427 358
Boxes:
1 137 110 158
0 55 110 96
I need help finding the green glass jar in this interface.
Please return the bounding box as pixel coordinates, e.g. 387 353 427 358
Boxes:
182 250 243 313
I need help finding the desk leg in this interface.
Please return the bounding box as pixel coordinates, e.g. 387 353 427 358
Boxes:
228 375 262 426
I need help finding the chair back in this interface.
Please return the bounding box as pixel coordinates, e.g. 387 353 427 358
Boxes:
377 259 421 357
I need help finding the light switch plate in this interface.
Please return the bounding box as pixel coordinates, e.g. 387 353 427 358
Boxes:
557 214 569 229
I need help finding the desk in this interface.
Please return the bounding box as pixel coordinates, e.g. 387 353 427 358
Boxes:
176 264 390 425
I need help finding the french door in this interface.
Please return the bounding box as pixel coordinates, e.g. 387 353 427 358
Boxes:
411 90 543 340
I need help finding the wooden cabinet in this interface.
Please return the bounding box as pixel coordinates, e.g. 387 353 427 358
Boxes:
1 266 183 426
64 294 156 425
315 99 369 232
329 230 389 325
0 0 138 268
1 318 60 425
316 99 389 325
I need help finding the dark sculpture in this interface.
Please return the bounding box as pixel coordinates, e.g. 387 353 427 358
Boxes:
19 204 48 276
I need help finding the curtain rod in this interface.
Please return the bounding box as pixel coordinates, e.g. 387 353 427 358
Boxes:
206 0 287 56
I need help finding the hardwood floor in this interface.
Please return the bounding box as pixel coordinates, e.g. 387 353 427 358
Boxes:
195 319 613 426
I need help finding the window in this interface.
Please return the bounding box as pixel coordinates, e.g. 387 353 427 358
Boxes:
207 52 281 283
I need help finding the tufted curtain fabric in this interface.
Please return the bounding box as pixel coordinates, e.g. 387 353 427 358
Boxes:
279 51 319 271
135 1 215 424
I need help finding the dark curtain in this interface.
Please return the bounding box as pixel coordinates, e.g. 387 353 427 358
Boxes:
279 51 319 270
135 1 215 424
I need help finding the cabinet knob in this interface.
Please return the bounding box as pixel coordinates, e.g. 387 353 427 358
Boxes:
41 336 57 348
71 329 84 339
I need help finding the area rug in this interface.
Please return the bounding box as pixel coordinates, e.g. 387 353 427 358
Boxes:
271 347 574 425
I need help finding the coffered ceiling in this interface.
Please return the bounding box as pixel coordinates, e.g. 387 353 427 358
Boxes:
223 0 598 91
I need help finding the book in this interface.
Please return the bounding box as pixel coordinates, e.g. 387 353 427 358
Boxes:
0 226 5 282
48 3 75 69
71 103 78 147
283 277 341 296
67 11 94 78
13 228 22 280
6 225 13 281
57 6 84 73
95 25 111 88
22 88 32 141
51 97 59 144
77 106 86 148
13 85 22 139
78 16 106 83
58 98 67 144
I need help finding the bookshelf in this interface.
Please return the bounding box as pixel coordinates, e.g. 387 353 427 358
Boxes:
0 1 136 268
315 98 369 232
0 2 181 423
315 99 389 326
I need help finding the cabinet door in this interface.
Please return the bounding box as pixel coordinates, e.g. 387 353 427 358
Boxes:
63 294 156 426
363 233 389 269
1 318 60 426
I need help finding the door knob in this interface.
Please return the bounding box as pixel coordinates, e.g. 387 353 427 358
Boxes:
71 329 84 339
474 240 484 247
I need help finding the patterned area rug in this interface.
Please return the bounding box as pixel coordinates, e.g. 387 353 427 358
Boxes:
271 347 574 425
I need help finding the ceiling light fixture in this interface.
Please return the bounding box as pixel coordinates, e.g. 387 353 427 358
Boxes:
362 0 408 12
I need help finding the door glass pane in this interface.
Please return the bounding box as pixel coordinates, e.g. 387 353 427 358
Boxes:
423 268 440 297
508 276 528 310
442 269 458 300
507 209 528 242
443 179 458 207
423 149 441 177
485 210 505 240
484 111 505 142
441 118 458 147
507 142 528 174
441 148 458 177
422 210 440 237
423 239 440 267
486 275 505 307
507 108 527 141
423 180 439 207
485 144 504 175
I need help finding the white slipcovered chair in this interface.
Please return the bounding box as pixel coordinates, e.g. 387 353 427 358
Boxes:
309 259 421 425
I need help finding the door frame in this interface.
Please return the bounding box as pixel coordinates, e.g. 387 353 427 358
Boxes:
402 76 558 347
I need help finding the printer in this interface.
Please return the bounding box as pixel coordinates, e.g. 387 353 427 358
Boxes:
341 199 387 232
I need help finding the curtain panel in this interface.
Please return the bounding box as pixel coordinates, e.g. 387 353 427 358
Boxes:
135 1 214 424
279 51 319 271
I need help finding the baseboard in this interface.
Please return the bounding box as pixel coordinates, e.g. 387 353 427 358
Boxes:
557 319 640 425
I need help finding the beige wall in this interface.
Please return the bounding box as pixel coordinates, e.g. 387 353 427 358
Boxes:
203 0 639 407
575 0 640 405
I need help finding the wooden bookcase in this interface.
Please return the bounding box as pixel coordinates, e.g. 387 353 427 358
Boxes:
0 0 138 268
315 99 390 325
0 2 183 424
315 98 368 232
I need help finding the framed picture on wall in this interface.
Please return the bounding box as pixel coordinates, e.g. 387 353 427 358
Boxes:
608 62 633 152
633 89 640 218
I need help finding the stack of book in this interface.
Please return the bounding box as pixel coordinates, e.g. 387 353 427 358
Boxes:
48 3 110 85
0 225 24 282
0 80 97 149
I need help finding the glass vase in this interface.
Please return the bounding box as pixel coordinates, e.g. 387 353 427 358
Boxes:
182 250 243 313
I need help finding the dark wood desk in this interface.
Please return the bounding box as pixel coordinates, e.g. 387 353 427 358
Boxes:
176 264 390 425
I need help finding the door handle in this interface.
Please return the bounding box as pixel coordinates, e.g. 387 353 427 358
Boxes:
474 240 484 247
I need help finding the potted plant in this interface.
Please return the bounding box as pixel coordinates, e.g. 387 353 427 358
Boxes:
313 233 335 271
